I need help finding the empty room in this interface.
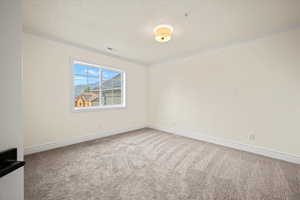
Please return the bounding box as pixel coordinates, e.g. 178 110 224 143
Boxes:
0 0 300 200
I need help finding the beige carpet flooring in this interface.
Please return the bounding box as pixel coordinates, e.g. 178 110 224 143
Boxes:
25 128 300 200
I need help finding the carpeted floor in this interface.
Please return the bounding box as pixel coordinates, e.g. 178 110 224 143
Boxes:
25 128 300 200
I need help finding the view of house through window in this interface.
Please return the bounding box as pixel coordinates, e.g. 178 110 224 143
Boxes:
73 61 125 109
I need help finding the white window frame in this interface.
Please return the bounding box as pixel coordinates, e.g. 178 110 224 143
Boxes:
72 60 126 111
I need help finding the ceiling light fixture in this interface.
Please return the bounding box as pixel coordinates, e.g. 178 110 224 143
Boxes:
153 24 173 43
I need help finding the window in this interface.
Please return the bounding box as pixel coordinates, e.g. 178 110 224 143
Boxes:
73 60 125 110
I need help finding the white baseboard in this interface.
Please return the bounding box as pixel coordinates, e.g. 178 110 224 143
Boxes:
149 125 300 165
25 124 300 165
24 125 146 155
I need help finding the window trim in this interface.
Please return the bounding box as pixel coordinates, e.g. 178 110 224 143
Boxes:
71 59 126 111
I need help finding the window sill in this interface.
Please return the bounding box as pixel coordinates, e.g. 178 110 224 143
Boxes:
73 104 126 112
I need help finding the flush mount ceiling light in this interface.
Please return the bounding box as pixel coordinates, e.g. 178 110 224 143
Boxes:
153 24 174 43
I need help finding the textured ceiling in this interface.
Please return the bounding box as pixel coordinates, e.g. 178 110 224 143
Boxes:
23 0 300 66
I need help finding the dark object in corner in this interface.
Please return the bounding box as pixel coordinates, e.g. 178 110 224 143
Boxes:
0 148 25 178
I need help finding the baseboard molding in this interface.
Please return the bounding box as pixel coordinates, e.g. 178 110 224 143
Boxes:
149 125 300 165
24 125 147 155
25 124 300 165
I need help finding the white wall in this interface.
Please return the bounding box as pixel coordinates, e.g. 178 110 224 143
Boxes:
149 28 300 157
23 33 148 150
0 0 24 199
23 24 300 162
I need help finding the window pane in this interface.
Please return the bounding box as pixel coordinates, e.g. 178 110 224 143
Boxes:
87 66 100 77
101 90 114 106
87 79 100 107
101 69 119 90
73 63 87 76
100 69 122 106
113 89 122 104
74 74 100 108
75 88 100 108
74 75 87 97
74 75 88 108
82 91 99 107
112 72 122 89
87 77 99 88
